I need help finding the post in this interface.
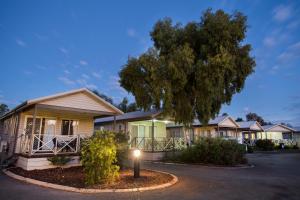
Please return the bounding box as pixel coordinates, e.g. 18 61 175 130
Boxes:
113 115 116 132
133 149 141 178
151 119 154 152
29 105 37 156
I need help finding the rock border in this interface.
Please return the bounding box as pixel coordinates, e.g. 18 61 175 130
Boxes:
3 169 178 193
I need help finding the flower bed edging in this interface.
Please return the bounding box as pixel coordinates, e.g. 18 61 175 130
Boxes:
3 169 178 193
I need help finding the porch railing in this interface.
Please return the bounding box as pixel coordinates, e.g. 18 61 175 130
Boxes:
130 137 186 152
243 138 297 147
20 134 81 155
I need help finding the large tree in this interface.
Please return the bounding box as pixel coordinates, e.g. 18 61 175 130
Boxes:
0 103 9 116
117 97 139 113
246 112 266 125
119 9 255 125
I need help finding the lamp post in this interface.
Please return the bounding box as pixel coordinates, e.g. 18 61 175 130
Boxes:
133 149 141 178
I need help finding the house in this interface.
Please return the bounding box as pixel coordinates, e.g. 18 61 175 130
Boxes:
95 110 184 160
0 88 123 170
259 124 296 146
167 115 241 144
237 121 264 145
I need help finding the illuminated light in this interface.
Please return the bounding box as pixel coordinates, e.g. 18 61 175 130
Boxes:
133 149 141 158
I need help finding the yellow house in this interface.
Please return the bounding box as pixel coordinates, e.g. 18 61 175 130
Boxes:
259 124 296 146
0 88 122 170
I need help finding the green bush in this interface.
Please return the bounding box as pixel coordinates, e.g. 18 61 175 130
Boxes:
170 138 247 166
81 130 119 186
255 139 275 151
114 131 130 169
47 155 72 166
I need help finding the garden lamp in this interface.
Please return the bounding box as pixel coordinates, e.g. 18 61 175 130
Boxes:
133 149 141 178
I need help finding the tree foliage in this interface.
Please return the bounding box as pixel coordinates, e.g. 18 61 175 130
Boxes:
92 90 139 113
245 112 270 125
117 97 140 113
236 117 243 122
119 9 255 125
81 130 119 185
0 103 9 116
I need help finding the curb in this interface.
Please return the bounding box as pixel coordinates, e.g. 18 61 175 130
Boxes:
146 161 254 169
3 169 178 193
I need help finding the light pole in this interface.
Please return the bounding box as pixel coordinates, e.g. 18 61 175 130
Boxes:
133 149 141 178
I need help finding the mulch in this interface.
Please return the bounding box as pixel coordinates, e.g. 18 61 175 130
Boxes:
9 167 173 189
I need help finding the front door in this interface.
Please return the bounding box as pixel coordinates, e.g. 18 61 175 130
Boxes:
138 125 145 148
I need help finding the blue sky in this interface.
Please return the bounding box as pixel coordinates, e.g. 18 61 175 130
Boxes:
0 0 299 125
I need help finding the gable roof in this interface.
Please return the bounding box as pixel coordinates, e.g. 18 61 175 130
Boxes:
95 110 163 124
166 115 239 128
237 121 263 131
262 124 295 132
1 88 123 120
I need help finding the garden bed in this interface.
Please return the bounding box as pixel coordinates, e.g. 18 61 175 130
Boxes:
8 167 174 189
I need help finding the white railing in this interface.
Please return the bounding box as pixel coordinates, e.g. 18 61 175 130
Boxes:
242 138 297 147
20 134 81 155
130 137 186 152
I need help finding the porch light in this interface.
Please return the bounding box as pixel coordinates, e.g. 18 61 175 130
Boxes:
133 149 141 178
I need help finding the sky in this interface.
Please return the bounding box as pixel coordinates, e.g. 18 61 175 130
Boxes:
0 0 300 125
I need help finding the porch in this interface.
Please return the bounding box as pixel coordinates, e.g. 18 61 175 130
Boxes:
19 134 83 156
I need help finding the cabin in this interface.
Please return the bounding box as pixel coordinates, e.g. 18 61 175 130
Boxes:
0 88 122 170
237 121 264 145
259 124 296 146
167 115 241 144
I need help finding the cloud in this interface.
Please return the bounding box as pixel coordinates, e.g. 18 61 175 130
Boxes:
277 41 300 62
76 78 98 90
263 37 276 47
273 5 292 22
127 28 136 37
59 47 69 55
34 33 48 41
243 107 250 113
82 73 90 79
16 39 26 47
92 72 101 79
79 60 88 66
108 75 127 95
23 70 33 75
64 70 70 74
58 77 75 85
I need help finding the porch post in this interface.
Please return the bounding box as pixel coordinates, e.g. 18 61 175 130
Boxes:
29 105 37 156
217 125 220 137
151 119 154 152
113 115 116 132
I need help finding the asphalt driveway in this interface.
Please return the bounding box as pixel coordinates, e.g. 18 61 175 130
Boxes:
1 153 300 200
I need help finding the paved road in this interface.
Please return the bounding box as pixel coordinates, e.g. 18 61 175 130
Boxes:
1 153 300 200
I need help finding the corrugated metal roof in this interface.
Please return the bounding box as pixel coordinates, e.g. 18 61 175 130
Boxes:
95 110 162 123
166 115 231 128
237 121 257 129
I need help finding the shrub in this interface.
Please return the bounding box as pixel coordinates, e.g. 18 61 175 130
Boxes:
81 130 119 185
48 156 72 166
114 131 130 169
255 139 275 151
170 138 247 166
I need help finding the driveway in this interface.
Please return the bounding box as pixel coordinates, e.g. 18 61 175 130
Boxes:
1 153 300 200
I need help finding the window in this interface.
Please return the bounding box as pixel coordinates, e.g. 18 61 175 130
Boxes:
219 131 224 137
61 120 78 135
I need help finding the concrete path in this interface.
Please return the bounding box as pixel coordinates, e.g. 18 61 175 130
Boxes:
1 153 300 200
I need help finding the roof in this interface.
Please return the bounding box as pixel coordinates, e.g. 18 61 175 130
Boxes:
166 115 239 128
237 121 264 131
0 88 123 120
95 110 163 124
262 124 295 132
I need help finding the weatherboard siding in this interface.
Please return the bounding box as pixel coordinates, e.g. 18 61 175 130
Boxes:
39 92 112 112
